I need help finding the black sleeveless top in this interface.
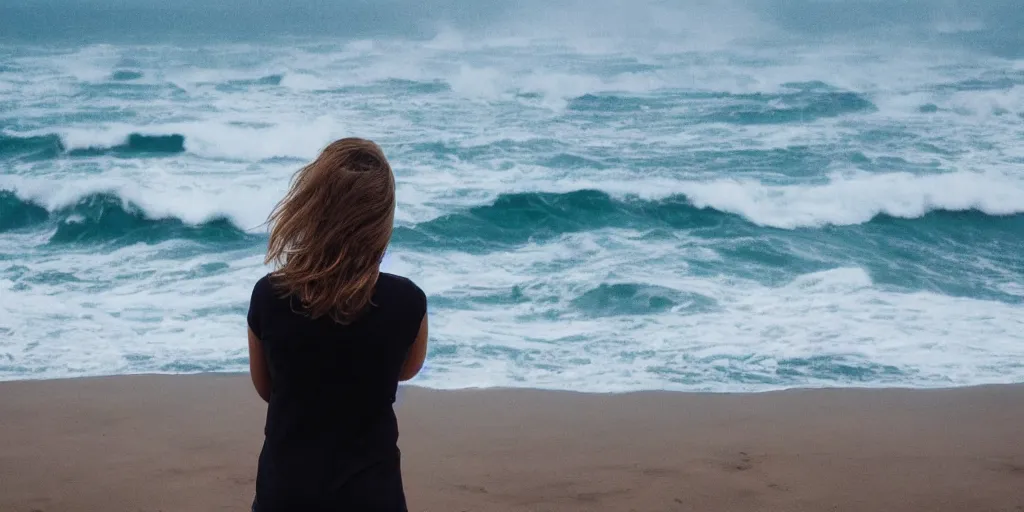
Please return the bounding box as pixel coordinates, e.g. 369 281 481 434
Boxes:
247 272 426 511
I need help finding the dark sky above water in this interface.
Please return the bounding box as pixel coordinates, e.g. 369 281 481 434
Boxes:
1 0 1021 57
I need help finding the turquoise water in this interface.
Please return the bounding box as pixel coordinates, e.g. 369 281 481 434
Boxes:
1 1 1023 391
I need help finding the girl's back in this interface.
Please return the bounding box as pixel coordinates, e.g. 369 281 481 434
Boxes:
246 138 428 512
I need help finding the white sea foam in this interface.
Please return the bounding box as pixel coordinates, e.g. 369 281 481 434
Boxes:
4 166 1022 232
677 170 1024 228
3 31 1024 391
0 169 428 229
0 174 281 231
4 229 1023 390
51 44 123 82
447 65 507 100
6 116 348 161
0 246 267 378
386 239 1024 392
398 167 1024 228
946 86 1024 118
279 72 332 91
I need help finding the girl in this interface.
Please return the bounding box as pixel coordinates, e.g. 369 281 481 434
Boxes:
246 138 428 511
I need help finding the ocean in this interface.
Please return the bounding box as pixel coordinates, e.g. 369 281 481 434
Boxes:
1 0 1022 392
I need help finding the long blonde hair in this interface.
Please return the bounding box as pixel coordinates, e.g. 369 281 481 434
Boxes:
265 137 396 324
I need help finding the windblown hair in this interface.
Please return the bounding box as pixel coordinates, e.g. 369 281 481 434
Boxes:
265 137 396 324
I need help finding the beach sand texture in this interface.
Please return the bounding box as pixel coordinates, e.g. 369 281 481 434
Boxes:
1 375 1022 511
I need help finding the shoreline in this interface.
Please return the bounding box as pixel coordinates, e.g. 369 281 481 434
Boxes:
1 374 1022 511
3 370 1021 395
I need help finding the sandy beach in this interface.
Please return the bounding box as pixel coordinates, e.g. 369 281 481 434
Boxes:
0 375 1021 511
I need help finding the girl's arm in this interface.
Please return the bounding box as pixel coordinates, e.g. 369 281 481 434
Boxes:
248 327 272 402
398 314 428 381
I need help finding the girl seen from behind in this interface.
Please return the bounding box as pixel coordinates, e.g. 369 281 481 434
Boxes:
246 138 428 512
